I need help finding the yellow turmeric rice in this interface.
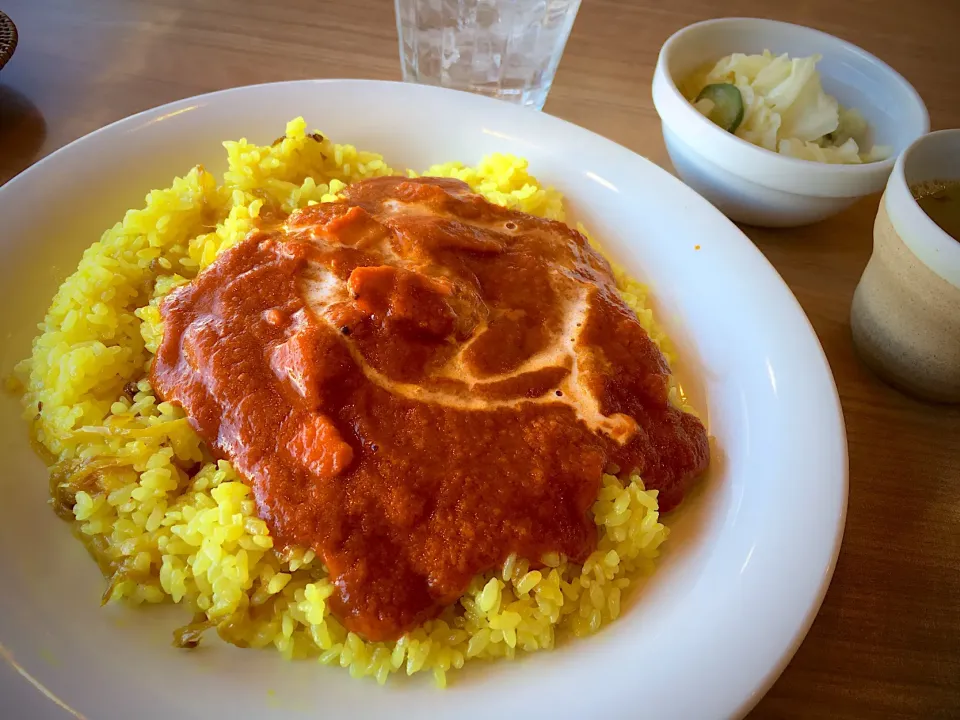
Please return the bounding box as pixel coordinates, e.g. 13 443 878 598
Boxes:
16 117 697 687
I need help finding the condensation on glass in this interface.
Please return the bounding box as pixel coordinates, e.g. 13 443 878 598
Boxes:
395 0 581 110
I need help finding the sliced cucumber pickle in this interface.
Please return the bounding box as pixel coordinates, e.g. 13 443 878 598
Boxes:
695 83 744 133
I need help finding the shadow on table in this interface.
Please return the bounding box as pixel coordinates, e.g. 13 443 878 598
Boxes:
0 84 46 186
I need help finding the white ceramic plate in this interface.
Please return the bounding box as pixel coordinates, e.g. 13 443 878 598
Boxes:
0 80 847 720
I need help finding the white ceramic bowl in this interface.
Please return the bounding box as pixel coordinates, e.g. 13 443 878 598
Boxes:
652 17 929 227
0 80 847 720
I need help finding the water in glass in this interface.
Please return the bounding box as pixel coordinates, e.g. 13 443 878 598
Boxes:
395 0 581 110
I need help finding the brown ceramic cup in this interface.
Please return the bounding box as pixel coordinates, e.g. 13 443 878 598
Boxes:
851 129 960 402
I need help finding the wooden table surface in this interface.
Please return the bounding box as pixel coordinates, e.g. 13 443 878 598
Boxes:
1 0 958 717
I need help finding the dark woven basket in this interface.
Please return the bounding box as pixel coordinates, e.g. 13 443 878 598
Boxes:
0 11 17 71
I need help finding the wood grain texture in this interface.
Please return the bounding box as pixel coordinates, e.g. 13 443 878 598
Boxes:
1 0 959 717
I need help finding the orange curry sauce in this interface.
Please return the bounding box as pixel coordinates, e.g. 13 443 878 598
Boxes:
152 177 709 641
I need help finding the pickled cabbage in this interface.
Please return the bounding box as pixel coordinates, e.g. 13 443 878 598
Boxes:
683 50 891 164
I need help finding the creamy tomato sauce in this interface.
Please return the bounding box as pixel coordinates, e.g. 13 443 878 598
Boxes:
152 177 709 641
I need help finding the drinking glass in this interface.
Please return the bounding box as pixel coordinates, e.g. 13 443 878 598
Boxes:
394 0 582 110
